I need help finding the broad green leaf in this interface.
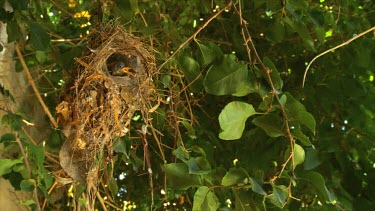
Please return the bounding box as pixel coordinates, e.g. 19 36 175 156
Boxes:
29 145 45 167
291 128 312 146
29 21 50 51
271 185 288 207
294 143 305 167
20 179 36 192
303 171 336 204
204 54 248 95
1 112 22 131
181 120 197 139
0 158 23 176
1 133 16 143
187 157 212 175
263 57 283 90
284 93 316 134
173 146 190 162
179 56 204 92
163 163 201 190
284 143 305 168
234 189 266 211
221 167 249 186
193 186 220 211
283 17 315 51
304 148 321 170
232 69 259 97
219 101 257 140
252 113 284 137
195 40 222 66
249 177 267 196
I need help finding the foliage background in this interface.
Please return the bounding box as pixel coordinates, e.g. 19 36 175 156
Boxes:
1 0 375 210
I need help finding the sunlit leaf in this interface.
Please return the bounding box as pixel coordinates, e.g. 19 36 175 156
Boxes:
0 158 23 177
221 167 249 186
219 101 257 140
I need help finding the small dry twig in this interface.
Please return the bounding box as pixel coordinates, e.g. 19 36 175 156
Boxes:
15 44 58 128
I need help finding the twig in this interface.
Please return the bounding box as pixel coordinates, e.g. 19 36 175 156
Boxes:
15 44 58 128
234 1 295 176
302 25 375 87
157 1 233 72
96 191 108 211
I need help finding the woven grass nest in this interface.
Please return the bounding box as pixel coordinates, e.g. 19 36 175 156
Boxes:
56 25 158 187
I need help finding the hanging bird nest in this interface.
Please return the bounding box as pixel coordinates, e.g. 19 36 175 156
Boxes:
56 24 158 194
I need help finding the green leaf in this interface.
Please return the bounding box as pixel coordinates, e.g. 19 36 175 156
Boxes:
303 171 336 204
7 20 20 42
291 128 312 146
20 179 36 192
179 56 204 92
19 200 36 206
192 186 220 211
234 189 266 211
219 101 257 140
204 54 248 95
1 133 16 143
304 148 321 170
283 17 315 51
284 93 316 134
1 112 22 131
262 57 283 90
108 175 119 198
252 113 284 137
195 40 222 66
294 143 305 167
181 120 197 139
29 145 45 167
35 51 47 64
187 157 212 175
271 185 288 207
163 163 201 190
249 177 267 196
29 21 50 51
221 167 249 186
0 158 23 176
113 137 130 157
129 0 139 14
173 146 190 162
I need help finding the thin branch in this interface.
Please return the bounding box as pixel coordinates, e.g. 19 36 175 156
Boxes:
302 25 375 87
157 1 233 72
235 1 295 176
15 44 58 128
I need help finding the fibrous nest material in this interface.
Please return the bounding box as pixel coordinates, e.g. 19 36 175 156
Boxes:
56 25 157 190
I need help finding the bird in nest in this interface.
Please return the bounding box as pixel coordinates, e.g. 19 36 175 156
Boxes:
106 53 142 76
